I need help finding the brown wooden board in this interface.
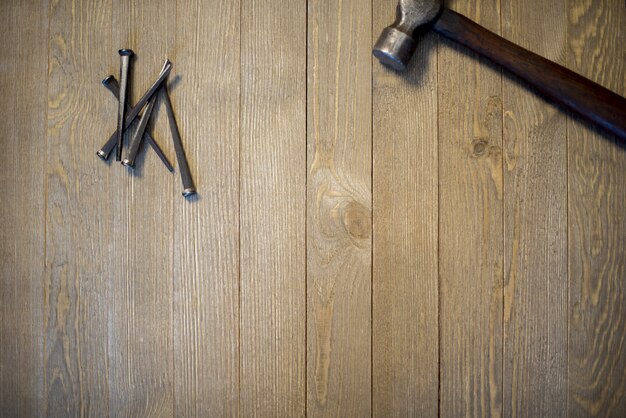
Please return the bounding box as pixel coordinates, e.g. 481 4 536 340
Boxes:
0 0 47 415
307 0 372 415
502 0 569 415
107 0 176 415
372 0 439 415
1 0 626 414
239 0 307 415
438 0 504 415
44 0 113 415
567 0 626 415
172 0 241 415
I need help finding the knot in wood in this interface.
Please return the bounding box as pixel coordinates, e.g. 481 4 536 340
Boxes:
472 140 489 157
342 201 371 239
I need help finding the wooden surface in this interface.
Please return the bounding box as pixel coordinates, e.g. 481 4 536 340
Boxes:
372 0 439 415
567 0 626 416
502 0 569 415
0 0 624 416
438 0 503 415
433 8 626 142
307 0 371 415
0 1 47 416
240 0 306 416
172 0 240 415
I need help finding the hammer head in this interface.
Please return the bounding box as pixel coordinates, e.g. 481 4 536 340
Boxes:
373 0 443 71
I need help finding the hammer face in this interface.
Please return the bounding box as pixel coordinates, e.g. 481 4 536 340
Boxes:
373 27 416 72
374 0 442 71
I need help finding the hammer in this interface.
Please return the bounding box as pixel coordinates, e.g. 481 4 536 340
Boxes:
373 0 626 141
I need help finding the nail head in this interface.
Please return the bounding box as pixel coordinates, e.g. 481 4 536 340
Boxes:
182 188 196 198
102 75 115 85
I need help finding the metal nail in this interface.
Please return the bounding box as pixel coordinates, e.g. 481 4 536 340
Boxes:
97 59 172 160
162 84 196 197
101 75 174 172
122 96 157 168
115 49 134 161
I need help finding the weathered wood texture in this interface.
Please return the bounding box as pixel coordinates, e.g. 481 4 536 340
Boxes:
567 0 626 416
0 0 625 416
438 0 503 415
307 0 372 415
107 1 176 416
502 0 569 416
44 0 112 415
239 0 306 416
372 0 439 415
433 8 626 142
172 0 240 416
0 0 47 415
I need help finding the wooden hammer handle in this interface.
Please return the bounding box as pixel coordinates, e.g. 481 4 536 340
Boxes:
433 8 626 141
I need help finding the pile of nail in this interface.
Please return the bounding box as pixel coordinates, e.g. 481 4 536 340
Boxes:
96 49 196 198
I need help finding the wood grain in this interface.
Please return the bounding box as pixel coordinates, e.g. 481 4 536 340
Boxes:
438 0 503 415
239 0 306 415
3 1 626 414
567 1 626 416
433 8 626 142
306 0 372 415
44 0 113 415
502 0 569 416
171 0 240 415
0 0 47 415
372 0 439 415
107 0 175 415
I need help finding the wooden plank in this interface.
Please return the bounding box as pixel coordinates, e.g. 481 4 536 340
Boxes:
567 1 626 415
108 0 175 415
306 0 371 415
371 0 439 415
172 0 240 415
502 0 568 415
43 0 112 415
438 0 503 415
239 0 306 415
0 0 47 415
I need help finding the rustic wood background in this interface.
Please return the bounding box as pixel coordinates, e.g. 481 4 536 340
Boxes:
1 0 624 416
